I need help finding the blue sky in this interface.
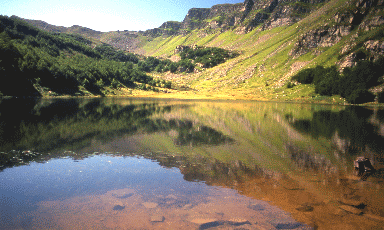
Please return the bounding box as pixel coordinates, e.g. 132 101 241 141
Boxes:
2 0 245 32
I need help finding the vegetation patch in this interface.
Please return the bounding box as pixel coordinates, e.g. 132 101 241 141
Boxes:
291 57 384 104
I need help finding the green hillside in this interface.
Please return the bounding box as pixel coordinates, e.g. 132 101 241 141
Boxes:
0 16 178 97
133 0 384 103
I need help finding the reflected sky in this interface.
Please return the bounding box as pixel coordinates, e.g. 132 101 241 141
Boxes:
0 154 199 205
0 154 309 229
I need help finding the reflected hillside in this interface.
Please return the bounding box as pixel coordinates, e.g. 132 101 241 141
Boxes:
1 99 384 229
0 98 233 153
0 98 233 170
287 107 384 168
123 101 384 229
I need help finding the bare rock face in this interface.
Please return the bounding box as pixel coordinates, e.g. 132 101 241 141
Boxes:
364 40 384 58
141 0 328 37
338 53 357 70
291 0 384 59
359 15 384 31
174 45 199 55
290 26 350 58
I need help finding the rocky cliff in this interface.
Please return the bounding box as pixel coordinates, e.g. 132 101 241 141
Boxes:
290 0 384 68
140 0 327 37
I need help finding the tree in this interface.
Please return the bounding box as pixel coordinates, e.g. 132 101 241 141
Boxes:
0 32 21 72
347 89 375 104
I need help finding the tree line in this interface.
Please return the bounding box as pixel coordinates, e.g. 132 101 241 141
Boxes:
137 46 239 74
290 57 384 104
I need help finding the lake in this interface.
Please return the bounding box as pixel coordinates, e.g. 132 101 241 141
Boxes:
1 98 383 229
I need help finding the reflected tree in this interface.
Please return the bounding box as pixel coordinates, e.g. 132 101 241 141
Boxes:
286 107 384 157
0 98 233 169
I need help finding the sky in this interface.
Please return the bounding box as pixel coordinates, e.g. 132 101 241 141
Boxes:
2 0 245 32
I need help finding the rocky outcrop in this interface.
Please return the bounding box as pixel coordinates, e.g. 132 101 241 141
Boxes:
142 0 328 36
159 21 182 31
291 0 384 60
364 40 384 57
262 0 327 31
359 15 384 31
173 45 201 55
290 25 352 58
141 21 182 37
19 0 330 39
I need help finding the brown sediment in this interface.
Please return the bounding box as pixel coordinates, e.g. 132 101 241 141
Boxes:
29 187 306 229
234 173 384 230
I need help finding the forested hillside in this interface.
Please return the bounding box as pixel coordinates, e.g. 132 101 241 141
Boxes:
0 16 174 96
0 16 237 97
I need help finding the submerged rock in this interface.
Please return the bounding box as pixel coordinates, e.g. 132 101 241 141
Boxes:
339 205 363 215
142 202 158 209
182 203 193 210
189 218 221 229
363 213 384 221
340 198 364 207
113 205 125 211
228 218 251 226
248 203 265 211
166 194 177 199
190 218 218 225
113 193 134 199
296 204 314 212
150 215 165 222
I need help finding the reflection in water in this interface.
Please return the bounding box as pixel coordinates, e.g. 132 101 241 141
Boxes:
1 98 384 229
0 155 310 230
287 107 384 156
0 98 233 154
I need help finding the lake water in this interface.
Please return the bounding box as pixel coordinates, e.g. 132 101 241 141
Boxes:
1 98 384 229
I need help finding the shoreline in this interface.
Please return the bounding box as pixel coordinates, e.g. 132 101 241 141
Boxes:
2 91 384 107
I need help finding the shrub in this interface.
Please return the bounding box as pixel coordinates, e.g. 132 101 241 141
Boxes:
347 89 375 104
96 78 104 88
286 81 295 88
314 66 341 96
291 58 383 104
292 68 316 84
110 78 120 89
164 81 172 89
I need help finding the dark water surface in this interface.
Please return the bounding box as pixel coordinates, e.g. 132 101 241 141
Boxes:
1 98 384 229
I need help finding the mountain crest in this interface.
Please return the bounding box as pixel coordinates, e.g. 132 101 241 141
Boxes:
140 0 327 36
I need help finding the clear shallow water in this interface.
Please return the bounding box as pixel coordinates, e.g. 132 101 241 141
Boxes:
1 98 384 229
0 154 309 229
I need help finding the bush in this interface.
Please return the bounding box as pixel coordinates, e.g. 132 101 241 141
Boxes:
314 66 341 96
137 83 147 90
291 58 383 104
291 68 316 84
96 79 104 88
110 78 120 89
347 89 375 104
164 81 172 89
286 81 295 88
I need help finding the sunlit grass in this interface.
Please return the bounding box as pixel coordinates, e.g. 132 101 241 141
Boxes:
131 0 382 104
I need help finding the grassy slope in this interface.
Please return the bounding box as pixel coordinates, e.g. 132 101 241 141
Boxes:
134 0 355 102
